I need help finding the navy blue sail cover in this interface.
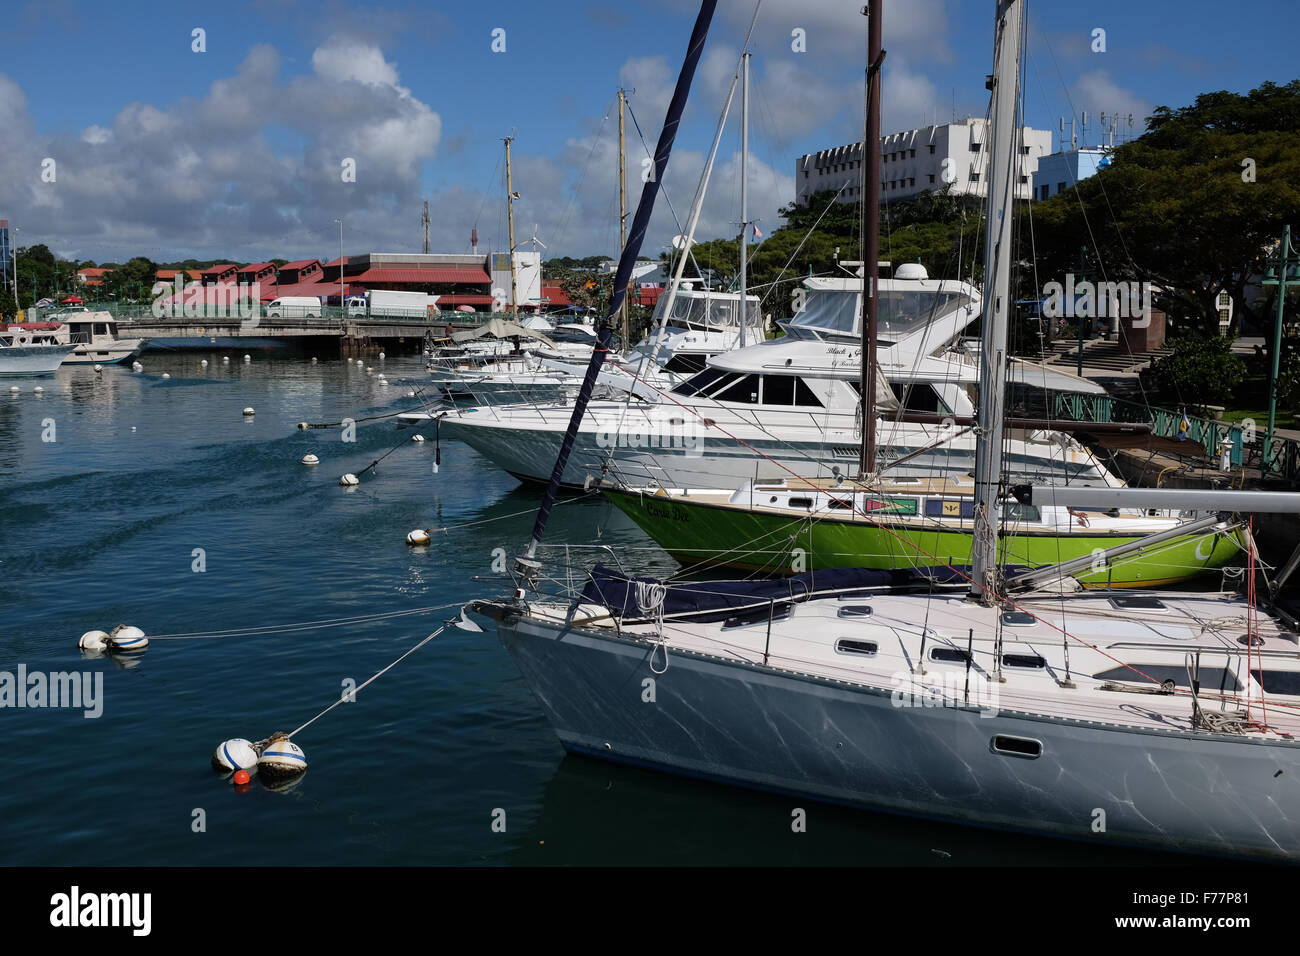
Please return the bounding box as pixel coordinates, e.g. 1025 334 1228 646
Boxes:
579 564 991 623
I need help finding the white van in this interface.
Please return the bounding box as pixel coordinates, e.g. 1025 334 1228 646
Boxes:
266 296 322 318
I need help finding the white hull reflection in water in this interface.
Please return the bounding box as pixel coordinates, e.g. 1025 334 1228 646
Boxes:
476 586 1300 861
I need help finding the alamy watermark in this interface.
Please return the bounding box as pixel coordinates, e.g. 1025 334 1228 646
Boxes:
890 669 999 717
1042 273 1152 328
1 665 102 718
595 407 705 457
150 276 263 328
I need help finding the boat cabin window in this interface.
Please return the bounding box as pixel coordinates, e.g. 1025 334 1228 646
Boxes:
835 638 878 656
837 606 873 618
662 353 708 374
94 323 109 336
713 374 760 404
1250 670 1300 696
672 367 727 396
787 289 859 336
1000 611 1037 626
1109 596 1169 612
930 647 971 664
722 602 794 630
1094 664 1240 692
889 382 950 414
1002 653 1046 669
761 374 794 406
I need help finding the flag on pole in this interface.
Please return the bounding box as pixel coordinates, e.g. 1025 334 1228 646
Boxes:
1177 410 1190 441
753 224 763 240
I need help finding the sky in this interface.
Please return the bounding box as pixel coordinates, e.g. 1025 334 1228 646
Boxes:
1 0 1297 266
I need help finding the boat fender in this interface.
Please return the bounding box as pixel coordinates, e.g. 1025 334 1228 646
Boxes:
78 630 110 651
257 733 307 778
212 738 259 772
107 625 149 652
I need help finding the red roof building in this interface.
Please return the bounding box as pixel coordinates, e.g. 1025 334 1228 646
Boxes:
277 259 323 284
77 267 112 287
237 262 277 286
201 264 239 285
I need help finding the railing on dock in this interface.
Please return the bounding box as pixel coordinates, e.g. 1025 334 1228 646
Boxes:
1052 391 1300 485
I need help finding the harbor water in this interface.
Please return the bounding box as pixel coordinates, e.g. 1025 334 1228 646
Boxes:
0 353 1180 865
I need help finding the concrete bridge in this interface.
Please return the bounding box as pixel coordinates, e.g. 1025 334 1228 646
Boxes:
116 313 477 355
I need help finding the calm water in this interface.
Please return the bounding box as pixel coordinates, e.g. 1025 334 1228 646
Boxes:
0 352 1177 866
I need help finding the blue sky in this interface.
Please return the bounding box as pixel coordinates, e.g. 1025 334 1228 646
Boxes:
1 0 1296 264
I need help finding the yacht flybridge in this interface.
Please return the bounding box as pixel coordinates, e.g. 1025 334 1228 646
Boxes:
436 264 1119 489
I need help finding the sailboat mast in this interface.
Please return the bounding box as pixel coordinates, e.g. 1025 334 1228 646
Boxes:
858 0 882 476
969 0 1023 601
618 89 629 349
505 136 519 316
739 53 750 349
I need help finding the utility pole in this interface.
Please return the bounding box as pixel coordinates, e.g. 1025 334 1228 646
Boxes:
618 89 629 349
422 200 430 255
505 136 519 316
1262 224 1298 472
334 218 344 320
738 53 750 350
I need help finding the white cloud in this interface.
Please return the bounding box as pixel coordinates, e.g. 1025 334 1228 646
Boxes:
1072 69 1153 134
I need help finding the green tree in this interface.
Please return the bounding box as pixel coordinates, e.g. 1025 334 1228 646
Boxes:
1139 334 1247 408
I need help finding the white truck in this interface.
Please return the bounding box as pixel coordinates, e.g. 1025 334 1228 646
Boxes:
266 295 322 318
346 289 440 319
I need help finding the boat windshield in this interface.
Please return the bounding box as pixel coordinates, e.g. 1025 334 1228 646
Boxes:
788 288 972 340
653 292 761 330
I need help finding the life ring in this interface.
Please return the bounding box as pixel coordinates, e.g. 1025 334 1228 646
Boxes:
14 332 30 346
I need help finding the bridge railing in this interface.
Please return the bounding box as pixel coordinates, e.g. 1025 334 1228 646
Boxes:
65 302 507 328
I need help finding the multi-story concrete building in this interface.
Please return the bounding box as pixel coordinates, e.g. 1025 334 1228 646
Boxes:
795 119 1053 206
1031 147 1109 201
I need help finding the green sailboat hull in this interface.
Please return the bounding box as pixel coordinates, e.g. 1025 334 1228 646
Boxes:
604 490 1244 588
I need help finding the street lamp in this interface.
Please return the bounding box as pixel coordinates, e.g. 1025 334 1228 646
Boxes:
334 218 344 320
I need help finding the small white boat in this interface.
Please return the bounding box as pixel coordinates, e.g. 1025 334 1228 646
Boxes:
0 326 77 376
13 312 148 365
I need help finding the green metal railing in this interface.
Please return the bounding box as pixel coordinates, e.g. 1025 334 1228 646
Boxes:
1052 391 1300 485
34 301 503 327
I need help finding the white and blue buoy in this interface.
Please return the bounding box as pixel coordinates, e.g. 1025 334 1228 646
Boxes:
243 354 251 363
33 386 43 394
406 529 431 546
78 630 110 651
94 364 103 373
201 359 208 367
132 361 143 371
340 473 359 486
411 434 425 443
8 385 18 393
212 738 260 772
242 407 255 417
107 625 148 652
258 737 307 777
302 453 319 465
222 356 230 364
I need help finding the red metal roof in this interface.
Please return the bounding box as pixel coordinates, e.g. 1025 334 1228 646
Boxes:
280 259 321 271
351 267 491 284
540 283 571 306
435 294 494 305
258 280 347 303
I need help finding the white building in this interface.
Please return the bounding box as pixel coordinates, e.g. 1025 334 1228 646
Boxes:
795 119 1053 206
1032 147 1109 201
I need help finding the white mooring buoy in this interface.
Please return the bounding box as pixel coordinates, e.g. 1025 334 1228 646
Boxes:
162 373 170 379
9 385 19 393
406 529 431 546
258 737 307 777
242 407 255 417
411 434 425 443
243 354 251 363
94 364 103 372
78 630 110 652
33 386 43 393
223 356 230 364
107 625 149 652
378 352 386 360
311 357 318 364
201 359 208 367
297 422 310 430
302 454 319 465
347 357 354 364
212 738 260 772
340 473 359 486
407 391 416 398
